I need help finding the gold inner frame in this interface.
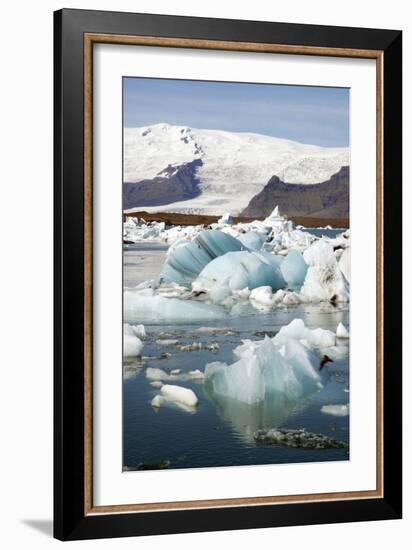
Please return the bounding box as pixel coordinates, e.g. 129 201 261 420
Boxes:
83 33 384 515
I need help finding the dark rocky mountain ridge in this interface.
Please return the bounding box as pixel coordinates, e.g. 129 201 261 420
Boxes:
240 166 349 219
123 158 203 210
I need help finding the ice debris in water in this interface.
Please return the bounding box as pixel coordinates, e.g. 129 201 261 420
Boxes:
336 321 349 339
280 249 308 289
156 339 179 346
151 384 198 411
321 404 349 416
250 286 275 307
146 367 205 382
158 229 245 286
301 241 349 302
193 250 286 298
205 332 322 405
124 292 226 323
123 323 144 357
254 428 347 449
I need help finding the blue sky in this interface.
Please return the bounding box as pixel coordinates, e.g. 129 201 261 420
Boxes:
123 77 349 147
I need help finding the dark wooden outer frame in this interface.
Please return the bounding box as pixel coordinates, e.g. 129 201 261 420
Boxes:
54 8 402 541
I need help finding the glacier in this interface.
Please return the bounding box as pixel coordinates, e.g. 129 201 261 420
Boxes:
124 123 349 215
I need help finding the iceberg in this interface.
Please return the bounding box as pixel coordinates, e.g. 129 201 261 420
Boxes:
301 241 349 302
205 333 322 405
193 250 286 297
280 249 308 289
336 321 349 339
237 231 265 251
158 229 245 286
218 212 234 225
123 323 144 357
124 292 227 324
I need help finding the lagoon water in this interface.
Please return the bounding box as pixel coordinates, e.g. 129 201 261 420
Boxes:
123 240 349 471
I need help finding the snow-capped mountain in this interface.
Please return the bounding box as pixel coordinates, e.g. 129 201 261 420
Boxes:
124 123 349 215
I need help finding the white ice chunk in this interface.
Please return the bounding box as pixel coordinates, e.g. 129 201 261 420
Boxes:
250 286 275 307
282 291 301 306
124 292 226 323
321 404 349 416
123 324 144 357
158 384 198 407
146 367 206 382
280 249 308 289
274 318 335 349
232 287 251 300
301 241 349 302
155 339 179 346
336 322 350 339
339 247 351 282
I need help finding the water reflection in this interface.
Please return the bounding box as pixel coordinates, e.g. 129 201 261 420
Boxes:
204 384 318 443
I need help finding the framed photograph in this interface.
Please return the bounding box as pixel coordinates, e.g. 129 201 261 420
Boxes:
54 8 402 541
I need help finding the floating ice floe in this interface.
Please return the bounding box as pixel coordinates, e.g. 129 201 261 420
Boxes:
336 322 350 339
123 323 144 357
151 384 198 411
179 342 202 352
155 339 179 346
124 292 226 323
301 241 349 302
321 404 349 416
146 367 205 382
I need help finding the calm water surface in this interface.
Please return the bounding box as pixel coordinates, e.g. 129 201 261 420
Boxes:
123 240 350 470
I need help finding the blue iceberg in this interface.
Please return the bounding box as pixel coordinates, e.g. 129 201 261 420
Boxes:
157 230 246 286
280 249 308 290
194 250 286 295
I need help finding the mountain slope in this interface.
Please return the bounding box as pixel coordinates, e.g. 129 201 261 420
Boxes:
240 166 349 219
124 123 349 215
